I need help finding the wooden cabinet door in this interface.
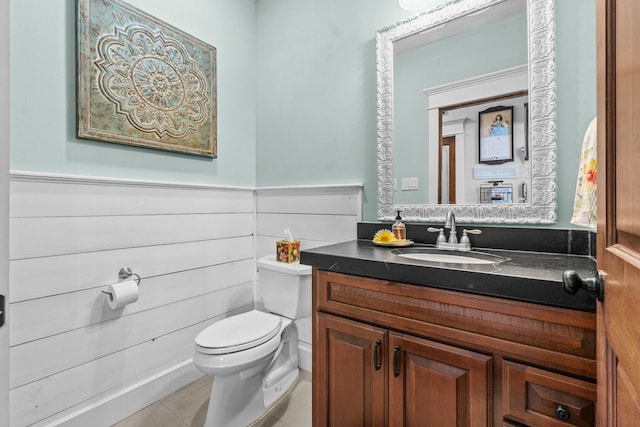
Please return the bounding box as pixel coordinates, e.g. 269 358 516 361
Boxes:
388 332 492 427
314 313 388 427
597 0 640 424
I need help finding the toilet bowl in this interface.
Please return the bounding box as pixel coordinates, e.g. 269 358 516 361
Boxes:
193 255 311 427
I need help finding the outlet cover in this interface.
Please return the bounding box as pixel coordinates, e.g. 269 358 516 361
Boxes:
401 177 419 190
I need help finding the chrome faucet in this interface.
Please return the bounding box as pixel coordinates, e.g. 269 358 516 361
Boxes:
445 210 457 244
427 210 483 251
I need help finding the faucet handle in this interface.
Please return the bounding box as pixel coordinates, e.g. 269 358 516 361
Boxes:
427 227 447 244
463 229 482 235
460 229 482 245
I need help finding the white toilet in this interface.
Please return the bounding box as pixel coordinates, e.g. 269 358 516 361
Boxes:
193 255 312 427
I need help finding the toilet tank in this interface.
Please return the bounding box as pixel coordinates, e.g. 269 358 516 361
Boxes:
257 255 312 319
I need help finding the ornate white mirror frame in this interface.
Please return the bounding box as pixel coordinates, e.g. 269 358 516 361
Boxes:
376 0 556 224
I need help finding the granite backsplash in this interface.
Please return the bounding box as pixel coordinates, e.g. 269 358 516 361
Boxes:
357 222 596 258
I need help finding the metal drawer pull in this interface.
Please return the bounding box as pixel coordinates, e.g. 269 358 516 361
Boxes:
393 346 400 377
555 404 570 421
374 340 381 370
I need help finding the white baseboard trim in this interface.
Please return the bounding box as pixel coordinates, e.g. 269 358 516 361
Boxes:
34 359 203 427
298 341 312 373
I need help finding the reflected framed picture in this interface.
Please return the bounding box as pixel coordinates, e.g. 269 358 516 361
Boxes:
478 106 513 164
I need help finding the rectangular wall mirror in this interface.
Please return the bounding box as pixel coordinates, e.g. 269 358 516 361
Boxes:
376 0 557 224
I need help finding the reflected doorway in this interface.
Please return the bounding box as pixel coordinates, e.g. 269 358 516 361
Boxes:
439 136 456 204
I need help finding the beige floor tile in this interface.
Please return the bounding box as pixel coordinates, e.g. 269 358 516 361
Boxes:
298 369 311 383
161 375 212 426
117 369 312 427
251 413 288 427
111 402 187 427
189 402 209 427
267 376 312 427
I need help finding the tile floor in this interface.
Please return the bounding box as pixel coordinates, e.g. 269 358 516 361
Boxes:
112 370 312 427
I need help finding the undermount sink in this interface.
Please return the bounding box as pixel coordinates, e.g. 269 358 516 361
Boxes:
391 248 507 266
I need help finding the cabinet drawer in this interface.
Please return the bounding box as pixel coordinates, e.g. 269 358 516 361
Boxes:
314 270 596 379
503 360 596 426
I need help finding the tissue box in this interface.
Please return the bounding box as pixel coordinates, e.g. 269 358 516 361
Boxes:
276 240 300 263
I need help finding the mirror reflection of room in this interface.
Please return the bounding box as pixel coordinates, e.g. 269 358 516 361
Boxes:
437 92 530 205
392 0 528 206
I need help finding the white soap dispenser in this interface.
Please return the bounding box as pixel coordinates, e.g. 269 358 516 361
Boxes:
392 210 406 241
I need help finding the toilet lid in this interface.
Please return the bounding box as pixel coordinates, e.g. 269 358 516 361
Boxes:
195 310 282 354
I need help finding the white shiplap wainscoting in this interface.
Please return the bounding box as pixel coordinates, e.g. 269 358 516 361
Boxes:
255 185 362 371
9 172 256 427
7 174 363 426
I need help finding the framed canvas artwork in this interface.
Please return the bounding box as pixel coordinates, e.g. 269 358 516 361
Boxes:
77 0 217 157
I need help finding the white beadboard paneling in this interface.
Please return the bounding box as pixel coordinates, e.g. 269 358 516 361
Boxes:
8 174 364 426
31 302 250 427
32 361 203 427
257 212 357 243
8 174 260 426
10 236 253 303
10 313 247 427
255 185 361 244
296 317 312 372
256 186 362 216
11 259 253 346
10 212 253 259
255 185 361 381
298 342 312 373
10 282 253 389
10 178 254 218
295 317 312 345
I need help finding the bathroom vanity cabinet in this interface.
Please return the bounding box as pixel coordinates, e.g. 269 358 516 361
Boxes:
312 269 597 427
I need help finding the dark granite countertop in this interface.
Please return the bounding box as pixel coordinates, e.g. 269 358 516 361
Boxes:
300 240 597 312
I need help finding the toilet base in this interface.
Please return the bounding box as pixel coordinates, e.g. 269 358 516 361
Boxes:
204 371 261 427
202 368 300 427
263 367 298 411
200 321 300 427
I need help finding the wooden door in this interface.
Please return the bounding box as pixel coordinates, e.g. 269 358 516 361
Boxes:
439 136 457 204
596 0 640 424
314 313 388 426
388 332 492 427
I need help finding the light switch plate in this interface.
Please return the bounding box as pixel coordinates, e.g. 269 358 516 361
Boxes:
401 177 419 190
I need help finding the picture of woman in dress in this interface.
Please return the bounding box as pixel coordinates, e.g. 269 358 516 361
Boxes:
479 106 514 163
489 114 509 136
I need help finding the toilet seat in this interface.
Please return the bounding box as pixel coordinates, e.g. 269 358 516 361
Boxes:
195 310 282 355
